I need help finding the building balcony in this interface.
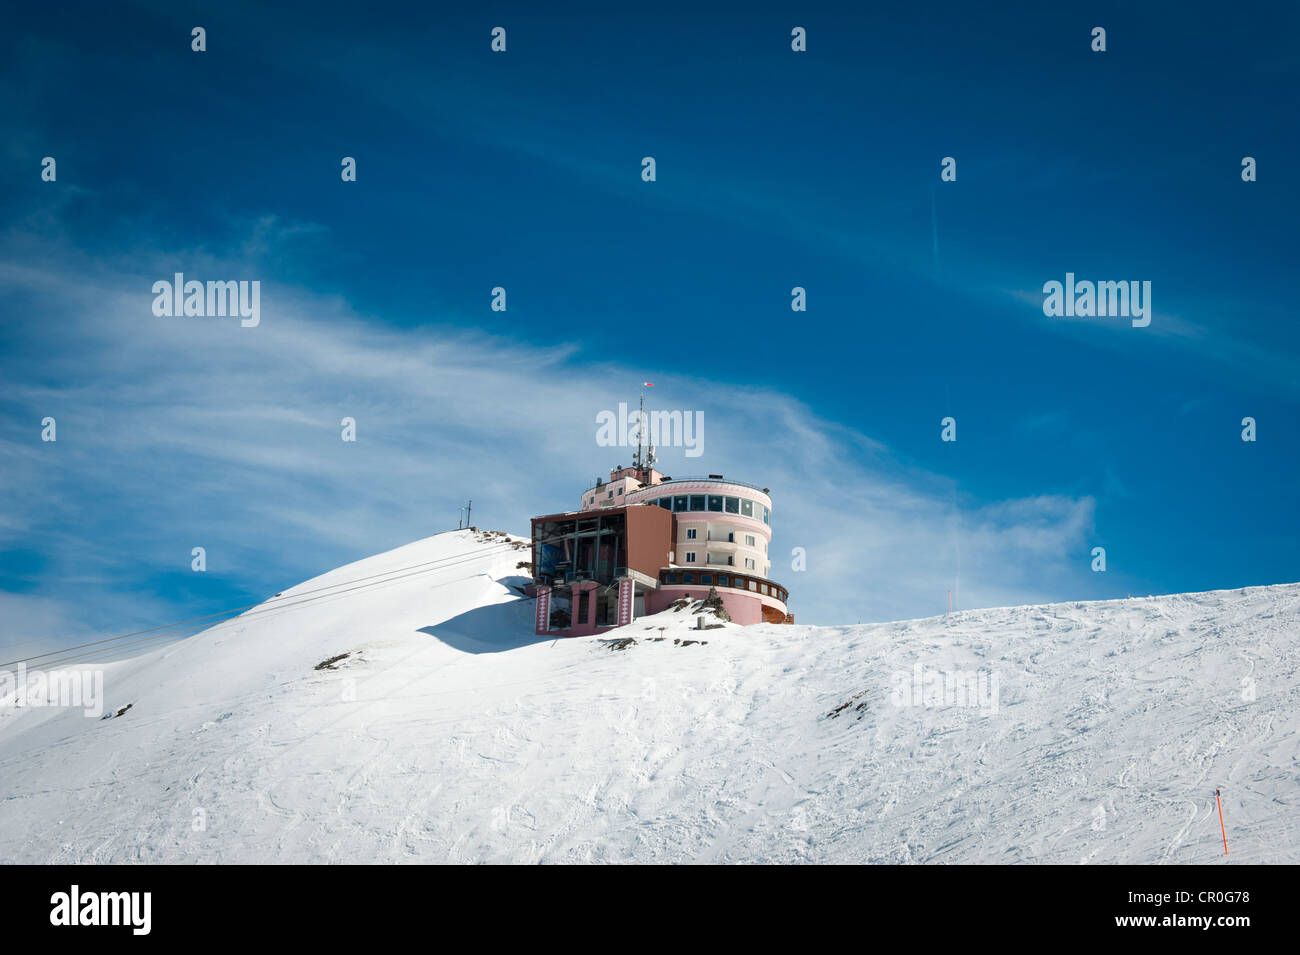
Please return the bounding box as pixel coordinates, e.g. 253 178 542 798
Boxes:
657 568 788 606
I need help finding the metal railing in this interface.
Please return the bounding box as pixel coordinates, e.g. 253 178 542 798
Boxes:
652 475 771 494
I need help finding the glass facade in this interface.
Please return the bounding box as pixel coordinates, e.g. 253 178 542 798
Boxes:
656 569 788 605
643 489 771 521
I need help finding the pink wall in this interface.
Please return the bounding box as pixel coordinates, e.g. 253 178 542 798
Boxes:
644 587 768 626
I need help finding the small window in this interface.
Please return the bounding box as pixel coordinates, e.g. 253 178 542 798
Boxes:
683 574 695 584
741 499 753 518
760 584 768 595
708 495 723 512
745 535 755 547
701 574 712 585
674 495 688 511
689 495 706 511
607 490 614 499
745 558 755 570
761 505 770 524
685 552 696 563
716 576 729 587
686 528 697 540
749 580 757 591
617 487 623 494
725 497 739 513
665 573 678 584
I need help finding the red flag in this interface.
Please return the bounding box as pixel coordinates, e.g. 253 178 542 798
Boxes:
643 382 655 387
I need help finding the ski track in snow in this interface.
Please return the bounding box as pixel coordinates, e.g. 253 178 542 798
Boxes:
1 529 1297 864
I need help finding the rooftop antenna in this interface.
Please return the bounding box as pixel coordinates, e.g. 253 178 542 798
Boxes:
633 383 656 472
633 391 645 470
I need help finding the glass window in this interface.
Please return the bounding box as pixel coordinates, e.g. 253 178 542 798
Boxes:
701 575 712 585
708 495 723 512
749 581 757 591
657 498 672 510
686 528 697 539
689 495 705 511
665 573 678 584
716 576 729 587
761 584 768 595
741 499 753 517
674 495 688 511
683 574 695 584
725 497 739 513
685 552 696 563
761 505 770 524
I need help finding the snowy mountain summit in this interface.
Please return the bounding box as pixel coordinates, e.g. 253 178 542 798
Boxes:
2 529 1296 864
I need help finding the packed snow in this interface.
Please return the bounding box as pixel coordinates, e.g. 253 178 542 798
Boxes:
1 529 1295 863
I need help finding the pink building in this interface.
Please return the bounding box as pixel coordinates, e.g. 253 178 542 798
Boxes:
531 457 791 636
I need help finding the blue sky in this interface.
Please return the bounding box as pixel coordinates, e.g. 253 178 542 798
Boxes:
2 0 1297 653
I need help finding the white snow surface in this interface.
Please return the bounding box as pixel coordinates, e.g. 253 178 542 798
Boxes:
1 529 1296 864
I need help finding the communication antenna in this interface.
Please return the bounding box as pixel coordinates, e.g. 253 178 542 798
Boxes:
633 391 645 470
633 384 657 472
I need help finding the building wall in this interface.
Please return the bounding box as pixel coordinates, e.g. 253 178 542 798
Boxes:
644 585 786 626
625 480 774 578
578 468 665 511
623 506 675 580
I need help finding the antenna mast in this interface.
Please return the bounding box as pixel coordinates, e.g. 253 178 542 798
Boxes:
634 392 644 470
632 385 656 475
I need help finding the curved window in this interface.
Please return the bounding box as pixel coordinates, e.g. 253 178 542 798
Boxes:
708 495 723 512
725 496 739 513
741 499 753 517
689 495 705 511
674 495 688 511
656 498 672 510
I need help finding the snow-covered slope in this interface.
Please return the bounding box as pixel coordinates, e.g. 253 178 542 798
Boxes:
1 529 1296 864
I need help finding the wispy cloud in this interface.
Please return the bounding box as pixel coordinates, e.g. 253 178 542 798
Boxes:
0 221 1102 649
